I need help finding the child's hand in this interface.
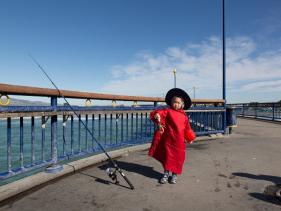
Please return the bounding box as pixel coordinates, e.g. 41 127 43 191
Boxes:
154 113 161 123
185 139 195 144
157 124 165 133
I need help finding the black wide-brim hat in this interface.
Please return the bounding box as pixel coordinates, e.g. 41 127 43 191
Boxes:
165 88 192 110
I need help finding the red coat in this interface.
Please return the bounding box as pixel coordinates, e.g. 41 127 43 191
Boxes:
148 108 196 174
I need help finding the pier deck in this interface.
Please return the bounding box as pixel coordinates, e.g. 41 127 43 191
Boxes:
0 118 280 211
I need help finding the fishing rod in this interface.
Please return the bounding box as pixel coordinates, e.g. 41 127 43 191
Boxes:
29 54 134 190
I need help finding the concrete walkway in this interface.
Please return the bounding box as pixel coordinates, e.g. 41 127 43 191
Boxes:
0 118 281 211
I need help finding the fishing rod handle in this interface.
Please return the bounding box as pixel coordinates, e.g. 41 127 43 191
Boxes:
118 169 135 190
123 174 135 190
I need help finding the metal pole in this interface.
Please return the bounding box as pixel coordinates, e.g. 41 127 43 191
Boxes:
222 0 226 101
222 0 227 134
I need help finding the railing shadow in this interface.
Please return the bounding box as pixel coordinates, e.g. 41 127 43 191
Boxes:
233 172 281 205
233 173 281 184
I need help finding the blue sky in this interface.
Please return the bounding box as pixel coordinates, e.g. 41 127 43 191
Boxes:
1 0 281 103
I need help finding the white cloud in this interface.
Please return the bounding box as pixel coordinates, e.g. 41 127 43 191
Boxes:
238 80 281 92
100 36 281 101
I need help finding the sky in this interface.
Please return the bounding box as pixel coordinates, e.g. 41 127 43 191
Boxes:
0 0 281 104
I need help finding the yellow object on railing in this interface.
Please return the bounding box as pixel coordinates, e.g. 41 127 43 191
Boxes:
112 100 117 107
85 98 92 107
0 94 10 106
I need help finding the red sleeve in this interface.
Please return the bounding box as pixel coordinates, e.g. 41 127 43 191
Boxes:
150 108 168 125
184 117 196 143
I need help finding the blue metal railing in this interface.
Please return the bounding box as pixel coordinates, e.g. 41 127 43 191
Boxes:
188 107 225 135
0 105 225 180
0 107 156 179
229 102 281 122
0 83 225 181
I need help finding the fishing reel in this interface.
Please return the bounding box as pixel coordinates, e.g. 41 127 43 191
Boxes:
106 168 119 184
276 187 281 199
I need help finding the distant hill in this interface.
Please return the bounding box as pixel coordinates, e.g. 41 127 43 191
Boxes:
9 98 50 106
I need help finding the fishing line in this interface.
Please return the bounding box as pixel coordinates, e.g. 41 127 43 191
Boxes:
29 54 134 189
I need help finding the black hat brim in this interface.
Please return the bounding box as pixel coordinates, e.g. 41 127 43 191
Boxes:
165 88 192 110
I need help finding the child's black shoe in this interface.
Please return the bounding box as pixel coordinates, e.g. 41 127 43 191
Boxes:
160 171 169 184
170 174 177 184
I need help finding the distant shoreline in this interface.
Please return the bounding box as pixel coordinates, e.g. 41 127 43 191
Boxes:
9 98 50 106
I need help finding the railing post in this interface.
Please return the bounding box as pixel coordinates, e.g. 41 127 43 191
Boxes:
254 103 258 118
271 103 275 121
7 117 12 174
41 116 46 162
223 103 227 134
46 96 63 173
20 117 24 168
153 102 158 132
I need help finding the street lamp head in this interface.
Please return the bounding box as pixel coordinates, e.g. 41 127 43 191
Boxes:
172 68 177 88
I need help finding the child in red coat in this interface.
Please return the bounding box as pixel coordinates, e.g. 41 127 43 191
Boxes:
149 88 196 184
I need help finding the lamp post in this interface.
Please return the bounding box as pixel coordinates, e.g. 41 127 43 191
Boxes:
222 0 226 101
222 0 227 134
173 68 177 88
192 86 198 99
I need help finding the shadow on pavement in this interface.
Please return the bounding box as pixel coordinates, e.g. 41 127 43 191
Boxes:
233 172 281 205
249 192 281 206
186 142 209 150
233 173 281 184
79 172 131 189
98 161 162 181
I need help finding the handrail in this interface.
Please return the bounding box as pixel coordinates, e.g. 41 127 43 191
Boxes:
228 102 281 122
229 102 281 107
0 83 161 102
0 83 225 104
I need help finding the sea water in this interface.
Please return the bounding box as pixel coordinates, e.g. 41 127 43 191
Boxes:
0 116 154 175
